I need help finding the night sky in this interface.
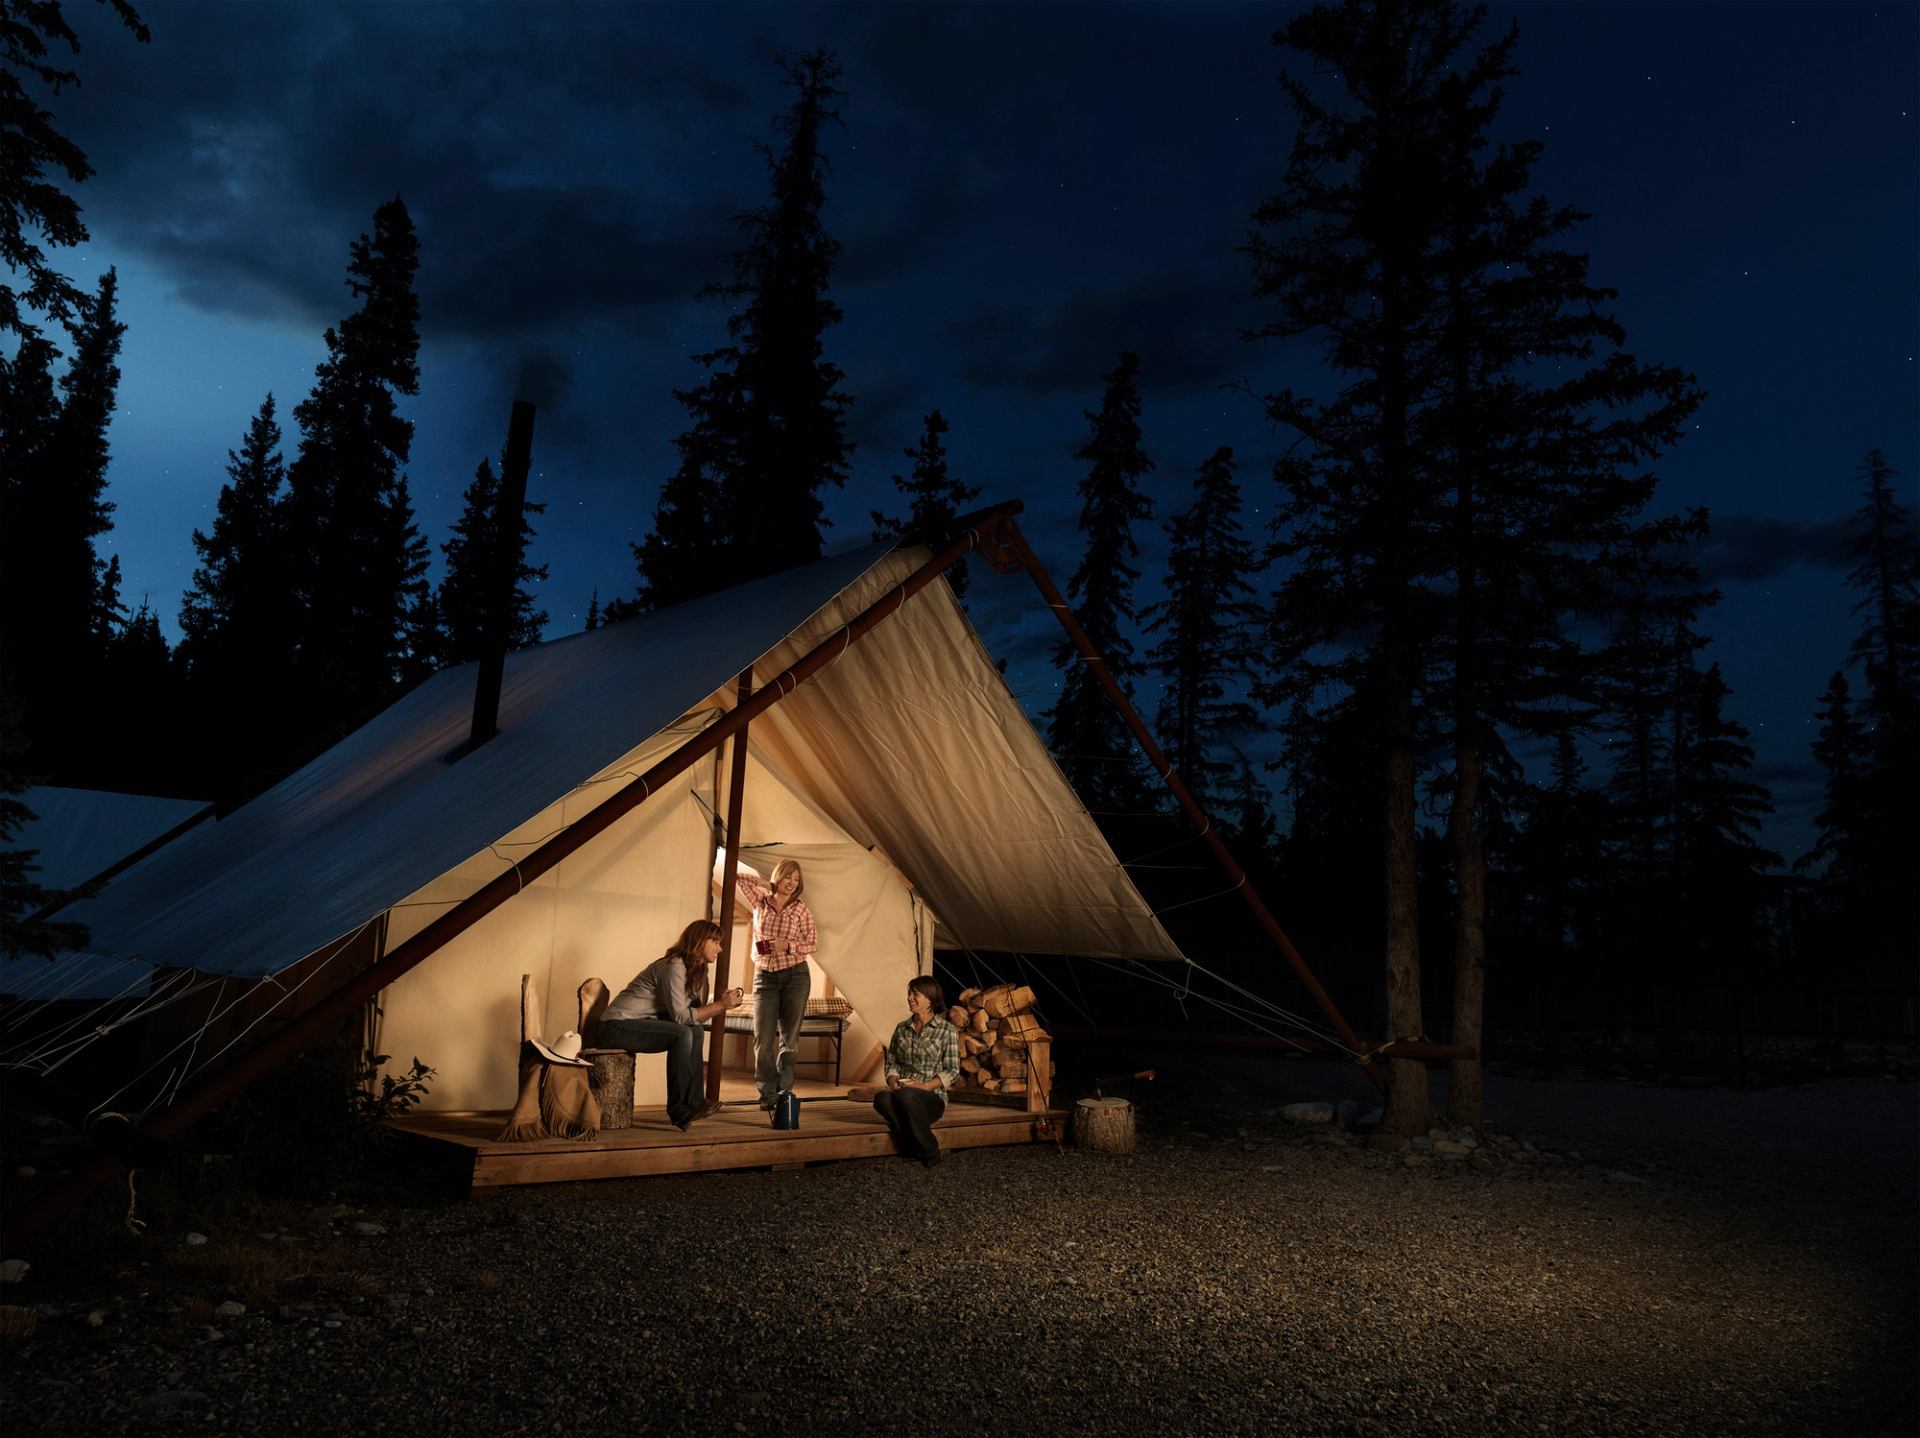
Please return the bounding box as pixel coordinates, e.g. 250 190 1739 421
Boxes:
38 0 1920 862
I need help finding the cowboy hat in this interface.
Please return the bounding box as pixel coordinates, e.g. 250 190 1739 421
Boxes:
530 1030 591 1067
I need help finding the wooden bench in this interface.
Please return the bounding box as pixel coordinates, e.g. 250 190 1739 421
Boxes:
722 998 852 1084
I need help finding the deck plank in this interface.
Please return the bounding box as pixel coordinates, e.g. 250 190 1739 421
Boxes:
387 1079 1064 1189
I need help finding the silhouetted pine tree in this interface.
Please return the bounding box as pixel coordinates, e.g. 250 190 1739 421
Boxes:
1250 0 1485 1132
280 198 429 759
0 0 148 341
0 271 125 779
583 590 601 631
95 599 178 791
1404 23 1705 1125
637 51 852 606
1797 672 1867 908
1671 663 1778 977
176 395 297 797
871 410 980 597
1837 449 1920 966
1142 447 1259 811
437 456 549 665
1046 353 1154 816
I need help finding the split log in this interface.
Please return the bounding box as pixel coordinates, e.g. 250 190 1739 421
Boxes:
1000 1078 1027 1095
993 1051 1026 1078
587 1051 635 1130
1001 1012 1049 1047
957 987 982 1004
961 1035 988 1056
969 1010 989 1034
977 1074 1000 1092
947 1006 970 1028
984 984 1035 1019
961 1056 981 1075
1073 1097 1135 1154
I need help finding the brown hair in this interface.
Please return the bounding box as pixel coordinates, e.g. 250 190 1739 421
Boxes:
907 974 945 1014
665 919 721 1007
769 858 805 902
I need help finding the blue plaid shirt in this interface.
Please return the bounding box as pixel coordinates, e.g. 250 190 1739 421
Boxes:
884 1015 962 1091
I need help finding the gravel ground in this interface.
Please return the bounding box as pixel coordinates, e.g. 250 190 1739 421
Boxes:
2 1058 1914 1437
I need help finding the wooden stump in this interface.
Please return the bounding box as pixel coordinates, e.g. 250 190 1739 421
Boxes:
1073 1097 1135 1154
586 1050 635 1130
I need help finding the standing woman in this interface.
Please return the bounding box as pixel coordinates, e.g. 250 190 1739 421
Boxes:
600 919 744 1131
874 975 961 1165
727 855 818 1112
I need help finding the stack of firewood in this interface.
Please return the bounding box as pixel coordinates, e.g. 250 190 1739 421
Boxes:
948 984 1048 1095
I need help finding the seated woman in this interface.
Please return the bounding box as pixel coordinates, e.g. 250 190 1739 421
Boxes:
599 919 745 1131
874 975 961 1166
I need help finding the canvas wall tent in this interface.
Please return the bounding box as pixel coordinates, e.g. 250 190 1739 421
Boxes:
10 788 211 892
5 539 1182 1115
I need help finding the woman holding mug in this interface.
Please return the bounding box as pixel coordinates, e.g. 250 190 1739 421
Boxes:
724 854 818 1112
599 919 745 1131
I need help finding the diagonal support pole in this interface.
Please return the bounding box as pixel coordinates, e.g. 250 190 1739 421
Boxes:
1 502 1025 1253
987 520 1388 1094
706 670 752 1104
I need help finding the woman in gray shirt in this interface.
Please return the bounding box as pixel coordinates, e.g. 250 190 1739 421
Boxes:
600 919 745 1131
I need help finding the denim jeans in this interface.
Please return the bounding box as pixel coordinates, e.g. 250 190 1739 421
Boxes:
598 1017 704 1126
752 963 812 1104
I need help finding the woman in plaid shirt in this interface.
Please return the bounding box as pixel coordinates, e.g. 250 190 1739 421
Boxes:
875 975 962 1165
727 854 819 1112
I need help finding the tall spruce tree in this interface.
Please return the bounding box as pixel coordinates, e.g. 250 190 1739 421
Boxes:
1046 352 1155 815
280 198 428 758
1836 448 1920 963
0 270 126 779
1249 1 1474 1132
437 454 549 664
1252 0 1705 1130
177 395 296 798
637 50 852 607
871 409 980 597
1671 663 1779 974
1142 447 1260 810
1416 24 1703 1127
0 0 149 341
1797 672 1867 905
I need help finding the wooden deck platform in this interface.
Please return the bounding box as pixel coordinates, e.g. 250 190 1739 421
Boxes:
389 1077 1064 1190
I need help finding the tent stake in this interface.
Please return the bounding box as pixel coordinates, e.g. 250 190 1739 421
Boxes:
707 669 752 1104
0 502 1024 1254
989 521 1388 1094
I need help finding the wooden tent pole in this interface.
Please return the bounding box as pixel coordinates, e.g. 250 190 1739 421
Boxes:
991 520 1390 1094
0 502 1023 1253
706 670 752 1104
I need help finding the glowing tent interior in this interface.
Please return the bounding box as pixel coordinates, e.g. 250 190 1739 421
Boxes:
3 529 1181 1117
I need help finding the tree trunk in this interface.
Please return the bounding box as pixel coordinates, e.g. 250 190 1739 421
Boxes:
1381 637 1430 1136
1447 740 1486 1131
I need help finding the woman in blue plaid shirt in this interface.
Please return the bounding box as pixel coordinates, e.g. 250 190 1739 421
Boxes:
875 975 961 1166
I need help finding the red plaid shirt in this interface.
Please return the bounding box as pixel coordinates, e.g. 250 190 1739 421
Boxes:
736 872 817 973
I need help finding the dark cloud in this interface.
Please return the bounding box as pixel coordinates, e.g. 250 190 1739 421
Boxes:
1692 513 1853 584
844 371 926 458
65 4 759 335
946 266 1258 396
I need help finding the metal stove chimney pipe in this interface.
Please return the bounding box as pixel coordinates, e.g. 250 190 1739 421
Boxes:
468 399 535 751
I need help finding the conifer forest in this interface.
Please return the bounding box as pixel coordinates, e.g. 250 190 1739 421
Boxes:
2 1 1915 1127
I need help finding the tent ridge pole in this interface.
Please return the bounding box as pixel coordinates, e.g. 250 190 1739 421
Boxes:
991 520 1387 1094
707 669 752 1104
0 502 1023 1253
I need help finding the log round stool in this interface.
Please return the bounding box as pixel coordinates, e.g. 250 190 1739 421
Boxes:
1073 1096 1135 1154
585 1049 635 1130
